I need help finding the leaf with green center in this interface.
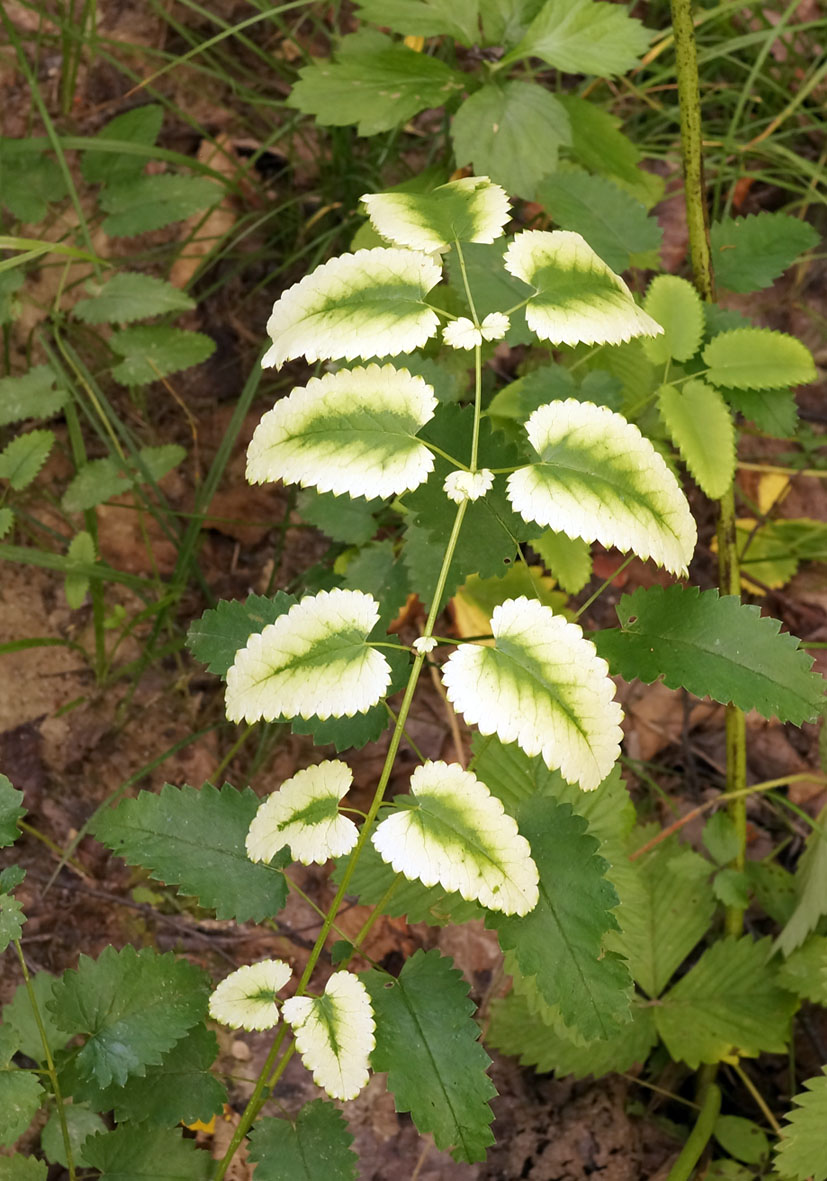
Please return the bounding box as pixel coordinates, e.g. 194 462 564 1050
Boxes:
657 379 735 499
187 592 296 679
654 937 798 1069
209 960 291 1031
110 326 215 386
490 796 632 1041
703 328 816 391
507 399 696 576
49 945 208 1087
0 775 25 847
0 894 25 953
489 991 656 1078
595 585 825 724
247 761 358 866
246 364 437 499
777 805 827 955
529 529 592 594
443 596 622 790
0 366 67 427
0 430 54 491
92 781 288 923
372 760 539 915
711 212 819 294
355 0 481 43
83 1126 211 1180
282 973 375 1101
362 176 509 253
363 949 496 1163
248 1101 357 1181
777 936 827 1005
0 1070 43 1146
774 1068 827 1181
537 169 661 274
100 173 221 236
642 274 704 364
81 105 163 184
74 272 195 324
501 0 651 76
263 247 442 369
287 29 466 136
451 82 571 197
225 588 392 723
504 230 663 345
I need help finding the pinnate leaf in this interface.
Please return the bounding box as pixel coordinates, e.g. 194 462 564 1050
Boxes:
110 326 215 386
0 366 67 427
372 761 538 915
504 230 663 345
248 1100 357 1180
83 1125 211 1180
364 950 495 1162
507 399 696 576
0 430 54 491
711 212 819 294
282 973 375 1101
186 592 295 678
775 1068 827 1181
246 364 437 499
263 247 441 369
362 175 509 252
658 379 735 499
93 781 288 922
703 328 815 391
74 272 195 323
50 945 208 1087
246 761 358 866
596 585 825 724
503 0 650 76
642 274 704 364
100 173 221 236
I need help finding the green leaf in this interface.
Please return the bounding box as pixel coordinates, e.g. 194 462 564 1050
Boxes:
287 30 465 136
611 836 715 997
50 945 209 1087
2 973 67 1061
0 775 25 847
372 761 538 915
355 0 481 43
447 241 535 346
64 530 95 609
246 364 437 499
0 271 23 326
0 508 12 539
74 272 195 324
0 1158 47 1180
529 529 592 595
488 991 656 1078
362 175 510 251
537 169 661 273
81 105 163 184
654 937 798 1069
703 328 816 391
557 94 663 207
0 430 54 491
504 229 663 345
642 274 704 364
64 1026 226 1128
263 245 442 369
451 82 571 197
62 444 187 512
745 858 797 926
774 1068 827 1181
657 379 735 499
341 540 410 632
0 894 25 952
0 366 67 427
248 1100 357 1180
0 144 66 223
42 1105 106 1167
83 1125 211 1180
722 386 798 437
93 782 287 923
187 592 295 679
492 797 633 1040
711 212 819 294
596 585 825 724
363 949 495 1163
110 326 215 386
502 0 650 75
714 1115 769 1165
443 597 623 791
101 174 221 237
507 399 696 576
297 488 381 545
777 805 827 955
0 1069 43 1146
776 935 827 1005
704 812 741 866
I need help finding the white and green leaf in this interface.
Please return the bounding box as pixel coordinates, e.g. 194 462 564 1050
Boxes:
282 972 375 1101
658 379 736 500
642 274 704 364
371 761 539 915
504 230 663 345
262 247 442 368
361 176 510 252
507 399 696 575
208 960 292 1032
225 589 392 723
246 364 437 499
246 761 358 866
441 596 623 791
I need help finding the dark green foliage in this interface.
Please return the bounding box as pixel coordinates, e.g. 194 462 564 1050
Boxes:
248 1101 358 1180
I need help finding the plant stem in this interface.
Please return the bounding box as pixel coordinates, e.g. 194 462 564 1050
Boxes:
664 1082 721 1181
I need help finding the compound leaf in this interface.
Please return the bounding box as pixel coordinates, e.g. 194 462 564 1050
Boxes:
596 585 825 724
50 945 208 1087
110 326 215 386
364 949 495 1163
0 1070 43 1147
83 1125 211 1180
503 0 651 76
703 329 815 391
362 175 509 252
101 173 221 236
0 366 67 427
658 379 736 499
282 973 375 1101
248 1100 357 1181
74 272 195 324
642 274 704 364
0 430 54 491
186 592 295 679
246 364 437 499
263 247 442 369
774 1068 827 1181
508 399 696 575
711 212 819 294
92 781 288 923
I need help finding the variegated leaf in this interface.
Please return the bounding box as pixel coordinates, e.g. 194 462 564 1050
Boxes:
361 176 510 252
246 761 359 866
282 972 375 1101
209 960 292 1031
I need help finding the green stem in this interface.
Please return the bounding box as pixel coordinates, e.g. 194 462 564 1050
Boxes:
665 1082 721 1181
